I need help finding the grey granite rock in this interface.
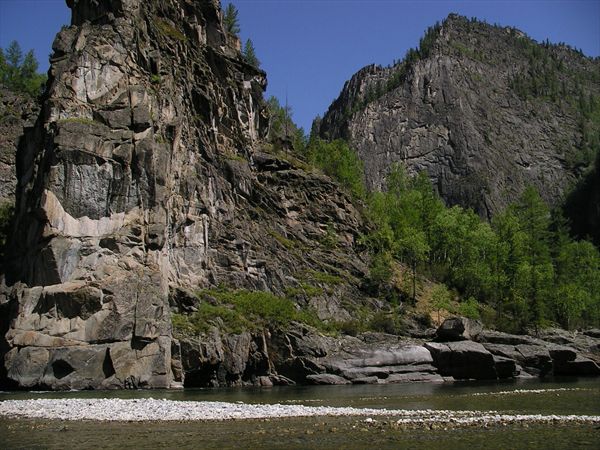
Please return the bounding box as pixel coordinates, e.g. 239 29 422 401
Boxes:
436 317 483 341
425 340 497 380
319 14 600 218
1 0 370 390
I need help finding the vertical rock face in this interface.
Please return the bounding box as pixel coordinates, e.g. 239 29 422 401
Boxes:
1 0 367 389
0 88 38 206
320 14 600 217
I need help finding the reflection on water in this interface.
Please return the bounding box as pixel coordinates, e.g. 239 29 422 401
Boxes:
1 377 600 449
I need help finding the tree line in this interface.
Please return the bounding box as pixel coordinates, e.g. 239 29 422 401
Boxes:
361 164 600 332
263 98 599 333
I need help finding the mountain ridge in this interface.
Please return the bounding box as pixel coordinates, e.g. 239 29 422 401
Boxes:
319 13 600 218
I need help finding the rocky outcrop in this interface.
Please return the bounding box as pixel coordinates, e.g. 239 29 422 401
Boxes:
477 328 600 377
171 319 600 387
0 0 369 390
319 14 600 217
0 88 39 207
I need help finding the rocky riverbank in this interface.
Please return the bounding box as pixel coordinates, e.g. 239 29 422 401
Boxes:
174 317 600 388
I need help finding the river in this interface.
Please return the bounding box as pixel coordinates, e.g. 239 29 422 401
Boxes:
1 377 599 449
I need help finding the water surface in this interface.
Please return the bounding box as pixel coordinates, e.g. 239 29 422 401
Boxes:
2 377 599 449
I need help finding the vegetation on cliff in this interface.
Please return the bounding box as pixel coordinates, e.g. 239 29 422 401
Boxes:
260 62 600 335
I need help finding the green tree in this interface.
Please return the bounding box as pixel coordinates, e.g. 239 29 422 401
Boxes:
554 240 600 328
243 39 260 67
359 158 600 331
223 3 240 35
0 41 46 97
510 187 554 331
368 251 394 296
398 228 430 304
266 96 307 153
458 297 480 319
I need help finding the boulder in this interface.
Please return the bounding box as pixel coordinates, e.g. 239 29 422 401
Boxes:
352 376 380 384
515 344 553 376
385 372 445 383
425 341 497 380
583 329 600 338
554 357 600 376
493 355 517 379
306 374 351 385
436 317 483 341
548 346 577 363
477 331 541 346
482 343 523 361
343 346 434 368
341 363 437 381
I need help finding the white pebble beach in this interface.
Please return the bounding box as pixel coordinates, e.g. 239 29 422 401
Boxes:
1 398 599 426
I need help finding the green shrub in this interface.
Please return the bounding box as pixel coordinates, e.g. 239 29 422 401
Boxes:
222 290 297 326
306 270 344 285
285 283 324 299
337 319 364 336
154 17 186 41
171 288 329 336
307 139 365 198
171 313 194 335
320 222 338 249
457 296 481 319
268 230 296 250
368 311 404 334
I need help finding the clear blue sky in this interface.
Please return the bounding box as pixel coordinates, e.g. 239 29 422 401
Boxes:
1 0 599 131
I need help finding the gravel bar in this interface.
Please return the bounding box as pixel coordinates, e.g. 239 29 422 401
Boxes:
1 398 600 426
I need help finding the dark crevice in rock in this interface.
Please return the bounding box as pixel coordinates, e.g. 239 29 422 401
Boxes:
102 348 116 378
52 359 75 379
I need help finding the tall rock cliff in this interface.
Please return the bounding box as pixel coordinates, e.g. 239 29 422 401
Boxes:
1 0 368 389
320 14 600 217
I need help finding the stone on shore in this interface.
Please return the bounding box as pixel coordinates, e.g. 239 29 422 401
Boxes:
554 357 600 376
425 341 497 380
306 374 351 385
436 317 483 341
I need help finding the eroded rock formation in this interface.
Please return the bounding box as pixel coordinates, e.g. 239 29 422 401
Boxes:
0 0 368 389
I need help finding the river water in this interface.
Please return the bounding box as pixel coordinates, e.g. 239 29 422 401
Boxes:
1 377 599 449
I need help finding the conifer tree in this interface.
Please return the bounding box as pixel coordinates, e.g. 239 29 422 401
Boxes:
223 3 240 35
243 39 260 67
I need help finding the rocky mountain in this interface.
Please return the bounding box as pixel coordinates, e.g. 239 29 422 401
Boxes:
319 14 600 217
0 0 371 389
